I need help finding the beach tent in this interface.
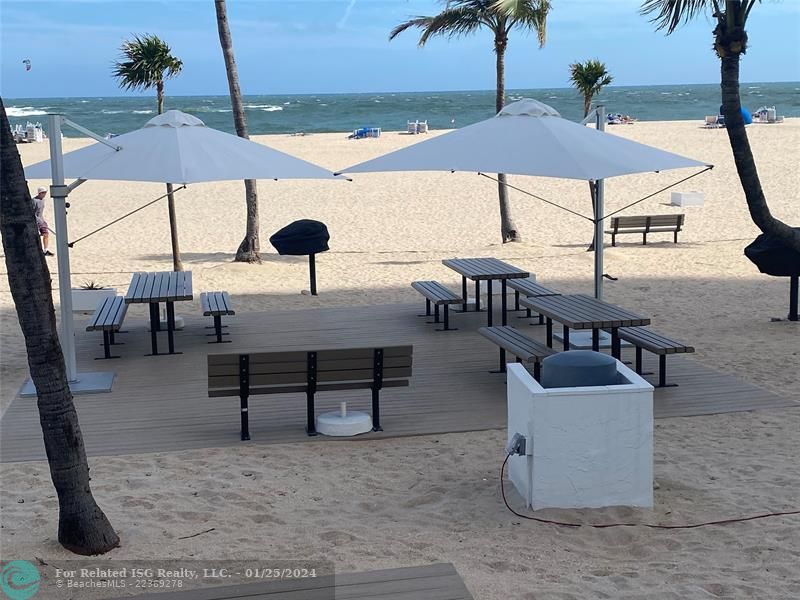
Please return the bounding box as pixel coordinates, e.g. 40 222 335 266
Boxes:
337 99 711 298
24 110 341 394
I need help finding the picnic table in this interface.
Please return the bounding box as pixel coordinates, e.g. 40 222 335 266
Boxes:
520 293 649 359
125 271 193 355
442 257 529 326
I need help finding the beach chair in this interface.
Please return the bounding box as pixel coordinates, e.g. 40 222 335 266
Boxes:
407 120 418 134
417 120 428 133
704 116 721 128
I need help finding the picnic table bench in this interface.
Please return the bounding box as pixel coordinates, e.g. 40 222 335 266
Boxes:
85 296 128 359
200 291 235 343
411 281 462 331
479 326 556 380
605 214 685 246
506 277 561 324
125 271 193 356
208 345 413 440
615 326 695 387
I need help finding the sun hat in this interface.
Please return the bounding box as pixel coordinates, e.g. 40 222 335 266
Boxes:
36 186 47 194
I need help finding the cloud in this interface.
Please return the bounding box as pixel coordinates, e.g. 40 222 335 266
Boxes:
337 0 358 29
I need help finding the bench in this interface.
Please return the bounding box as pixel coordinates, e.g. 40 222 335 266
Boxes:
201 291 235 343
411 281 463 331
506 278 561 325
85 296 128 359
478 326 556 380
605 214 685 246
208 345 413 440
616 327 695 387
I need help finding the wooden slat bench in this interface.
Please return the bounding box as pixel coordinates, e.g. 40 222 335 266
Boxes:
616 326 695 387
605 214 685 246
85 295 128 359
208 345 413 440
506 277 561 325
200 291 235 343
411 281 462 331
478 326 556 380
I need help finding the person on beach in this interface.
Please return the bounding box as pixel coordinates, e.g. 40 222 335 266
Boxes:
32 186 53 256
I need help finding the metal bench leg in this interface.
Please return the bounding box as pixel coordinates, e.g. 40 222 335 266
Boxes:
611 327 621 359
592 328 600 352
462 276 468 312
166 301 178 354
491 348 506 374
486 280 493 327
306 390 317 436
643 233 647 245
674 230 679 243
538 313 544 325
148 302 160 356
96 331 120 360
612 233 616 247
208 315 231 343
474 280 481 312
562 325 570 351
501 280 508 326
635 347 643 374
371 387 383 431
656 355 677 388
437 304 456 332
546 318 553 348
533 362 541 382
514 290 520 311
240 393 250 441
425 299 431 317
433 304 440 324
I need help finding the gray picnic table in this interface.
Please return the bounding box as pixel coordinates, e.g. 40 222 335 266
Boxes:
442 257 529 326
520 293 650 359
125 271 193 356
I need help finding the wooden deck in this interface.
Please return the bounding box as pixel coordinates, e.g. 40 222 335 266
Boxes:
115 563 473 600
1 303 795 463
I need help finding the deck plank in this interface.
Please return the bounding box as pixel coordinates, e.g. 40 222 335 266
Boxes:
2 303 796 463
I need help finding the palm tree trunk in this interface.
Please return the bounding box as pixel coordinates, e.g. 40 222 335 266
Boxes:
0 100 119 555
215 0 261 263
495 41 520 243
583 95 592 118
157 81 183 271
719 53 800 252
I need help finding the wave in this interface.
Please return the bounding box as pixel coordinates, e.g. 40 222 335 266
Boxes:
101 110 125 114
132 110 153 114
7 107 47 117
244 104 283 111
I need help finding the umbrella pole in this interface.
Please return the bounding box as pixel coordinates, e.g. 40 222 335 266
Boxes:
594 106 606 301
790 275 798 321
309 253 317 296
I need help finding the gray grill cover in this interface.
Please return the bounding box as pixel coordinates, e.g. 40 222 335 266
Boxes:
541 350 618 388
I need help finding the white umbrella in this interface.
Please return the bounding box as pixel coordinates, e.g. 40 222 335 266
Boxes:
26 110 339 182
22 111 341 394
337 98 711 301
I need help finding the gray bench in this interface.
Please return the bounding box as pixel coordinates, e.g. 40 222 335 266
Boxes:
201 291 235 343
208 346 413 440
605 214 685 246
478 326 556 380
616 326 695 387
506 277 561 324
86 295 128 359
411 281 462 331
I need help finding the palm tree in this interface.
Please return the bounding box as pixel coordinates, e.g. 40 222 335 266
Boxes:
641 0 800 253
391 0 551 243
112 34 185 271
1 99 120 555
214 0 260 263
569 59 612 251
569 59 613 118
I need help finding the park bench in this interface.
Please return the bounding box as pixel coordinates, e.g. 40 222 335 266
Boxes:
605 214 685 246
615 326 695 387
411 281 463 331
200 291 235 343
478 326 556 380
207 345 413 440
506 277 561 324
85 295 128 359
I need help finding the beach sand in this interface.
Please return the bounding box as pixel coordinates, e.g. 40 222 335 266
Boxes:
1 120 799 598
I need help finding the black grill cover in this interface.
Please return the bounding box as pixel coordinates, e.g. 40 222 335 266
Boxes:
744 228 800 277
269 220 330 256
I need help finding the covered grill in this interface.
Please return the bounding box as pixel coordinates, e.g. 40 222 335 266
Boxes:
744 228 800 321
269 220 330 295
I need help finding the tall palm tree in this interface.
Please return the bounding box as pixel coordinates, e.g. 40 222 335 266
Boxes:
391 0 551 243
215 0 260 263
112 34 185 271
569 59 613 118
1 99 119 555
641 0 799 252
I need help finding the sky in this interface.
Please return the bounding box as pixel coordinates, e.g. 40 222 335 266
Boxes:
2 0 799 98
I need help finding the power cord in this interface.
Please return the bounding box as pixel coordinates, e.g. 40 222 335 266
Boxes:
500 453 800 529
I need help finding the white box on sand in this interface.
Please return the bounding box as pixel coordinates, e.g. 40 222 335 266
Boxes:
671 191 704 207
506 361 654 510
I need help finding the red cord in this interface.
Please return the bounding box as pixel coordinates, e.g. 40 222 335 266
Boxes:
500 454 800 529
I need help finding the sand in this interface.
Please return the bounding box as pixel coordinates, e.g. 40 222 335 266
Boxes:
1 119 799 598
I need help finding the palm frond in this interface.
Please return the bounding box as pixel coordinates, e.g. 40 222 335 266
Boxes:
640 0 712 34
569 59 613 96
389 6 485 46
111 33 183 91
492 0 551 47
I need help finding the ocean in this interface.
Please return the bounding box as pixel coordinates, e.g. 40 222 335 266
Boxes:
6 82 799 138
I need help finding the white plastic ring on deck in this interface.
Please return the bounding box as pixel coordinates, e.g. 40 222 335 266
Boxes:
316 402 373 437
